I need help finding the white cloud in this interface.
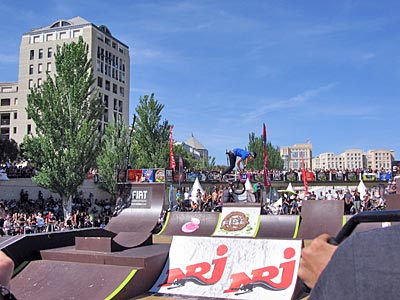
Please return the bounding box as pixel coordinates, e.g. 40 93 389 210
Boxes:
239 83 337 121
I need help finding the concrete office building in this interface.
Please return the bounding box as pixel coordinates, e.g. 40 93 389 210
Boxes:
0 16 130 143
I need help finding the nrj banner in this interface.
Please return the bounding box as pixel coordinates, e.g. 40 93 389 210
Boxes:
150 236 301 299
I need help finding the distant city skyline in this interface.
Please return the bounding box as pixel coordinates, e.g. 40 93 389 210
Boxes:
0 1 399 165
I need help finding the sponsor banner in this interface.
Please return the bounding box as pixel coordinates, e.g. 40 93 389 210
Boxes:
129 186 152 208
117 169 127 183
154 168 166 183
305 171 315 181
150 236 301 299
213 206 260 237
142 169 155 182
165 168 174 182
127 169 142 182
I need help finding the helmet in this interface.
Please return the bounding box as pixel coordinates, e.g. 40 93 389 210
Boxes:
250 151 257 159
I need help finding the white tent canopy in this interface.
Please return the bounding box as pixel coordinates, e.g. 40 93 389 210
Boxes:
190 177 204 199
357 179 368 199
278 182 296 194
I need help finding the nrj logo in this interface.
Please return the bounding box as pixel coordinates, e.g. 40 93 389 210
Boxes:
160 244 297 295
225 247 296 295
161 244 228 289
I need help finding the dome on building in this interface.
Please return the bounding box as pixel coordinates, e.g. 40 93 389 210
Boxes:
184 134 208 160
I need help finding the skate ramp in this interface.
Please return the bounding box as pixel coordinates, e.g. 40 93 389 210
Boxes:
343 215 392 233
106 183 165 234
12 243 170 300
385 194 400 210
157 211 219 237
297 200 344 239
257 215 301 239
0 228 115 266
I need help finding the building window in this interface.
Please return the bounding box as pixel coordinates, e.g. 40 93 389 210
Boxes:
14 112 17 119
38 63 43 74
48 47 53 58
0 114 10 125
47 62 52 72
27 124 32 134
0 128 10 139
13 127 17 134
38 49 43 59
73 30 81 38
104 95 109 108
118 100 123 113
30 50 34 60
113 83 117 94
29 79 33 89
33 35 40 43
105 80 110 91
46 33 54 41
119 86 124 96
29 64 34 75
37 78 42 86
60 31 68 39
97 77 103 88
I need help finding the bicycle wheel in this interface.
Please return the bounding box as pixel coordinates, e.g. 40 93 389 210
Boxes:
232 181 245 195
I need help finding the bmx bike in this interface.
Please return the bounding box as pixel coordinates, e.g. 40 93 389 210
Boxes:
220 172 247 195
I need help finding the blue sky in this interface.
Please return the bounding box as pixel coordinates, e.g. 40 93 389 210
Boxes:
1 1 399 165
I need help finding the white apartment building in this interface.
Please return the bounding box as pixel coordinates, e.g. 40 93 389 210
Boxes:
280 143 312 170
0 82 19 139
366 149 394 171
0 16 130 143
312 149 363 170
312 148 394 171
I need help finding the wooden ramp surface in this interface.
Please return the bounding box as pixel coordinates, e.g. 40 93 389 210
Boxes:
297 200 344 239
106 183 165 234
157 211 219 237
12 244 170 300
257 215 300 239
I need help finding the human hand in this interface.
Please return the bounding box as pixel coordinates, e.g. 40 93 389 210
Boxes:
298 234 338 289
0 251 14 289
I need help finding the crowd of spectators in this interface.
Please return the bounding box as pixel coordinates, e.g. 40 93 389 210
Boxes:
262 180 396 216
0 190 114 236
3 162 398 183
186 167 396 184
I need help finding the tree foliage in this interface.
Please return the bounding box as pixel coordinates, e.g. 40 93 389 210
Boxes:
0 139 18 165
130 94 170 168
24 37 104 217
247 132 283 170
96 119 131 200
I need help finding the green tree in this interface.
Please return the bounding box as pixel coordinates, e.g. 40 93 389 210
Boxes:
96 118 131 200
130 94 170 168
24 37 104 219
247 132 283 170
0 139 18 165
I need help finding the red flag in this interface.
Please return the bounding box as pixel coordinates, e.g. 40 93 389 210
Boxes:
263 123 271 187
302 154 308 193
169 125 176 170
